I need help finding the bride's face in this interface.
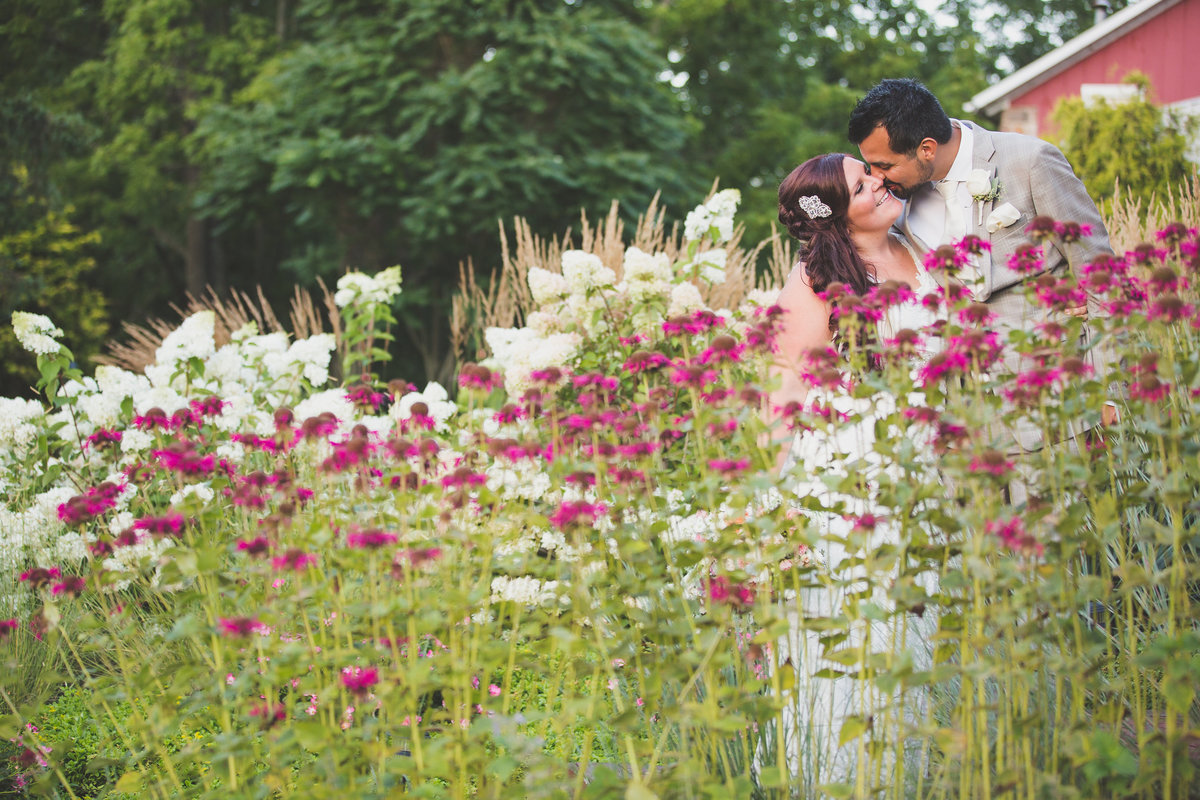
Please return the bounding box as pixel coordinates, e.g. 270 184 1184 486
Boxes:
842 157 900 233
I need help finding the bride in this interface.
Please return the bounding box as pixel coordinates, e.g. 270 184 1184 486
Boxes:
765 153 943 792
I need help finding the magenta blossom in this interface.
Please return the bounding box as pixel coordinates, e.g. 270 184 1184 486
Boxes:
219 617 267 637
133 512 186 537
346 529 399 549
341 666 379 697
189 396 226 418
51 576 87 597
969 450 1014 477
708 458 750 475
237 536 272 557
987 518 1043 556
84 428 123 451
19 567 61 589
707 575 755 608
272 549 318 572
549 500 607 530
0 619 17 639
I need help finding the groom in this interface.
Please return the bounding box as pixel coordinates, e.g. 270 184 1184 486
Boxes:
847 78 1116 451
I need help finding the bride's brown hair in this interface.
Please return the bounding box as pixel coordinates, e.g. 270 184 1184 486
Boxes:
778 153 877 300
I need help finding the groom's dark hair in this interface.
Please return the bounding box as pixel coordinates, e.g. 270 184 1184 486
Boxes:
847 78 953 155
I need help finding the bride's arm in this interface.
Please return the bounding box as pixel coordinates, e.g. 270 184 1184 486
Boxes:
767 265 834 473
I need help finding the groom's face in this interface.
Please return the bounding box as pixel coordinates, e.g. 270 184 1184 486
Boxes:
857 125 935 200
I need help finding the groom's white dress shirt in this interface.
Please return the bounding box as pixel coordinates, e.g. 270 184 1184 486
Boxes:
907 121 974 249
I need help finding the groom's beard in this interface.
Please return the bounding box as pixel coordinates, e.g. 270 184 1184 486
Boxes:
884 159 935 200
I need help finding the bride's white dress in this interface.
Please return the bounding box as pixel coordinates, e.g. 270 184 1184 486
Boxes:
772 238 943 793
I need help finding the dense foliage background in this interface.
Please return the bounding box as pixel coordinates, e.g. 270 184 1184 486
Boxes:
0 0 1138 394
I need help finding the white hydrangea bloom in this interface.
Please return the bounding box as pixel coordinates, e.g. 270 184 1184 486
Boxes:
11 311 64 355
622 247 673 284
683 206 713 243
527 268 569 307
484 327 580 397
706 189 741 219
288 334 336 386
169 483 215 508
743 288 780 309
692 249 728 285
120 429 154 455
132 384 187 416
684 189 741 244
155 311 217 367
0 398 45 449
561 251 615 294
525 310 562 336
76 391 124 429
668 282 706 317
334 266 402 308
293 388 357 430
391 382 457 431
489 575 562 607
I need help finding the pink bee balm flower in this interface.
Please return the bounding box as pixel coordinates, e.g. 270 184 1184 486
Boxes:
132 512 186 537
218 617 266 637
986 518 1043 556
346 529 399 550
549 500 607 530
50 577 87 597
341 666 379 697
707 458 750 475
272 549 318 572
969 449 1014 477
189 396 226 418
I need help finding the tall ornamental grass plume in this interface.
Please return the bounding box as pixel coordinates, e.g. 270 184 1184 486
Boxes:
0 190 1198 800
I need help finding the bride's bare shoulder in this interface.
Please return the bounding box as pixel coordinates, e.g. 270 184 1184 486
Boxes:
777 262 819 305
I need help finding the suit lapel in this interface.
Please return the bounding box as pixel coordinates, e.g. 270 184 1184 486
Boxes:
970 125 1000 299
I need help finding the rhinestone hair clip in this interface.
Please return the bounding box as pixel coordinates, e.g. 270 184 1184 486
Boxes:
797 194 832 219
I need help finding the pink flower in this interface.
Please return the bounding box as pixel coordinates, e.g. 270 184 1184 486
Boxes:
1007 243 1044 275
189 396 226 418
0 619 19 639
237 536 272 557
50 576 87 597
219 617 266 637
670 364 718 389
84 428 122 451
1054 221 1092 243
132 512 186 537
488 684 502 697
987 518 1043 556
346 529 398 549
341 666 379 697
707 458 750 475
968 449 1014 477
698 334 744 365
549 500 606 530
19 567 61 589
153 440 217 476
272 549 318 572
1148 294 1193 323
623 350 671 374
458 363 502 392
707 575 755 608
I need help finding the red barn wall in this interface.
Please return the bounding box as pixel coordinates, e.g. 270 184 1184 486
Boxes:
1004 0 1196 136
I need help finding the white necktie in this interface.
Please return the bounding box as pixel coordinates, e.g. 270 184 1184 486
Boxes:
935 180 980 291
935 180 965 244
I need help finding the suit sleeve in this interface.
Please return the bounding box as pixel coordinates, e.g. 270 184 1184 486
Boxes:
1026 139 1122 394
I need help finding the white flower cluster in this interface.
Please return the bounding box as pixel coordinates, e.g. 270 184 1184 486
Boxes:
683 189 741 244
0 398 45 450
11 311 64 356
484 326 581 398
489 575 565 607
390 382 458 432
333 266 403 308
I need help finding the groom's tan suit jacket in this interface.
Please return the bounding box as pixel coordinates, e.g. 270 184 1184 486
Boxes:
896 121 1115 451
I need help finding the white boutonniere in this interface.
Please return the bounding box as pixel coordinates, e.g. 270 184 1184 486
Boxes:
986 202 1022 233
966 168 1002 225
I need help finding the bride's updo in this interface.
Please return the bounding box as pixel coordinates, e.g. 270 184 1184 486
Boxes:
778 153 876 299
